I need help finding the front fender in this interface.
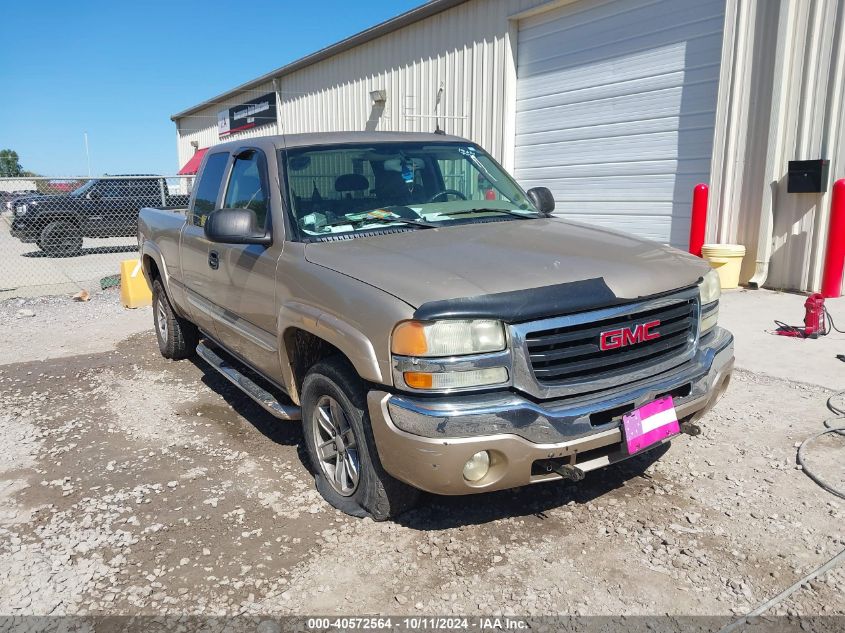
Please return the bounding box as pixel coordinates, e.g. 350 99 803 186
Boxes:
21 209 80 228
278 301 384 404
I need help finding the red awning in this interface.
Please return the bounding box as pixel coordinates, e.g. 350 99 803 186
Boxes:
178 148 208 175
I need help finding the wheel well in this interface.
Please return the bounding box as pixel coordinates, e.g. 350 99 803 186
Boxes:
284 328 347 398
36 214 80 232
143 255 161 283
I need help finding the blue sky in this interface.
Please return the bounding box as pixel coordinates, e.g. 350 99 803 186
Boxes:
0 0 421 177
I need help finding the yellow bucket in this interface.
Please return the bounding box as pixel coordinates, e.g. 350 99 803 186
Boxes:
701 244 746 289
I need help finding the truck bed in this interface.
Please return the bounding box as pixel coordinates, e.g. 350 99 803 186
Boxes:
138 206 188 284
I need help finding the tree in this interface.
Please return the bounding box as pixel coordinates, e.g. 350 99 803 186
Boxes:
0 149 24 177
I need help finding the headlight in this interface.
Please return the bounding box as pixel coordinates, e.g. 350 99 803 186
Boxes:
391 319 505 357
699 269 721 333
391 319 510 391
14 204 27 216
699 269 721 305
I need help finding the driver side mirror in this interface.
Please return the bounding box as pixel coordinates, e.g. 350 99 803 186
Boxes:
204 208 271 245
86 191 101 201
527 187 555 216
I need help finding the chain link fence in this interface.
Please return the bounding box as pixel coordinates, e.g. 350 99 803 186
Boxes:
0 175 194 299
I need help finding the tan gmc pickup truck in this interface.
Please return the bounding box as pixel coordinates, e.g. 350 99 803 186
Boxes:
138 132 733 520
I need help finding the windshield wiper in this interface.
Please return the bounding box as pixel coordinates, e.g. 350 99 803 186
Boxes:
364 217 438 229
438 208 540 220
318 216 437 229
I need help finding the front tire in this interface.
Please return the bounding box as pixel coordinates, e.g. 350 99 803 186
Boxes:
38 220 83 257
152 279 198 360
302 358 420 520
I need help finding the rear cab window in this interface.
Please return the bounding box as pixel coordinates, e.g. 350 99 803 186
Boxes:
132 178 162 199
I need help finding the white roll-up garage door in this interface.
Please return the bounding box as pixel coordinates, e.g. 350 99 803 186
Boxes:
514 0 726 247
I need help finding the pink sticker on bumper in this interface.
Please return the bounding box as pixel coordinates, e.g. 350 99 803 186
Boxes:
622 396 680 455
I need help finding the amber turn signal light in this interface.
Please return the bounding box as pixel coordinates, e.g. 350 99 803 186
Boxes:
391 321 429 356
403 371 434 389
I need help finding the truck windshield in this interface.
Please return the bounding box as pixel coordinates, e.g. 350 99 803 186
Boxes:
69 180 96 197
282 142 541 239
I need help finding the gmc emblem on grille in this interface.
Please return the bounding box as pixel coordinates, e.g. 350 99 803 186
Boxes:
599 320 661 351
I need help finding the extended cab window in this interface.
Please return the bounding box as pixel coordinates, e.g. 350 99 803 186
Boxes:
99 180 130 197
223 150 269 228
133 178 162 199
191 152 229 227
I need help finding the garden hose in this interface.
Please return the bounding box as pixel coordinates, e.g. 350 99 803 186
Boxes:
796 390 845 500
719 389 845 632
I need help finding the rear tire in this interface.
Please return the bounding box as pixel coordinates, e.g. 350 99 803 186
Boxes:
38 220 83 257
152 279 198 360
302 357 420 520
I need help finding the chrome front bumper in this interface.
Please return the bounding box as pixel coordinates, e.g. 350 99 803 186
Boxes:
368 327 734 495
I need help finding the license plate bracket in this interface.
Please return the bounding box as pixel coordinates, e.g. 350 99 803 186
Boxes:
622 396 680 455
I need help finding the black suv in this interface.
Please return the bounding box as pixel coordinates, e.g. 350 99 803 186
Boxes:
10 175 189 256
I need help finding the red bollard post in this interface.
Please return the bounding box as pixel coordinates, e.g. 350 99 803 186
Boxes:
821 179 845 298
688 183 709 257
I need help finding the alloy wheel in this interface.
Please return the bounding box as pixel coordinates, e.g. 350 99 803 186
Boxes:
156 299 169 343
312 395 360 496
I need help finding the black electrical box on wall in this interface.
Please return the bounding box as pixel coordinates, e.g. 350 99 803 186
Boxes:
787 159 830 193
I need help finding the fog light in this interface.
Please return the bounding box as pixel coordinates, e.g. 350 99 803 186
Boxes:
462 451 490 482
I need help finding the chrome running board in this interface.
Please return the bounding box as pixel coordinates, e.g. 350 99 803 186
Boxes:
196 342 301 421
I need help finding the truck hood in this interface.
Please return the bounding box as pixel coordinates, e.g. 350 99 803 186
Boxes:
12 193 53 204
18 194 72 208
304 218 709 316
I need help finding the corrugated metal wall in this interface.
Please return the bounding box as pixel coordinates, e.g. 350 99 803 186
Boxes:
174 0 556 170
708 0 845 292
766 0 845 292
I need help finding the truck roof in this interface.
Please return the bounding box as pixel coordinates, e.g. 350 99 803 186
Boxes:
209 131 471 153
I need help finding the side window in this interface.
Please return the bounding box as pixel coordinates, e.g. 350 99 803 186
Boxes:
133 179 161 199
88 181 108 197
191 152 229 227
437 159 482 200
98 180 123 197
223 150 269 227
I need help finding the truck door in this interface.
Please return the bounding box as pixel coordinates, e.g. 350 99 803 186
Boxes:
179 151 230 338
78 180 109 237
96 179 135 237
202 147 282 378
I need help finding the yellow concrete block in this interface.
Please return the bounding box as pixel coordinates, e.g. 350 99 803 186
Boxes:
120 259 152 308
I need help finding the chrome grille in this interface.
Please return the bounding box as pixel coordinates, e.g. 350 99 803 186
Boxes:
516 289 700 395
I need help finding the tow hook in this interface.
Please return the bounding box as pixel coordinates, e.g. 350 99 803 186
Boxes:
681 422 702 436
539 460 586 481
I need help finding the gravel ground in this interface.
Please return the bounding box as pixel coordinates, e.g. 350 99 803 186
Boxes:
0 291 844 619
0 289 151 365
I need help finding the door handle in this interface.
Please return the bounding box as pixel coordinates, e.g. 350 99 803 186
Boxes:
208 250 219 270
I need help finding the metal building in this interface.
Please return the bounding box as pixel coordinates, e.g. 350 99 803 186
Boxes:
172 0 845 293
